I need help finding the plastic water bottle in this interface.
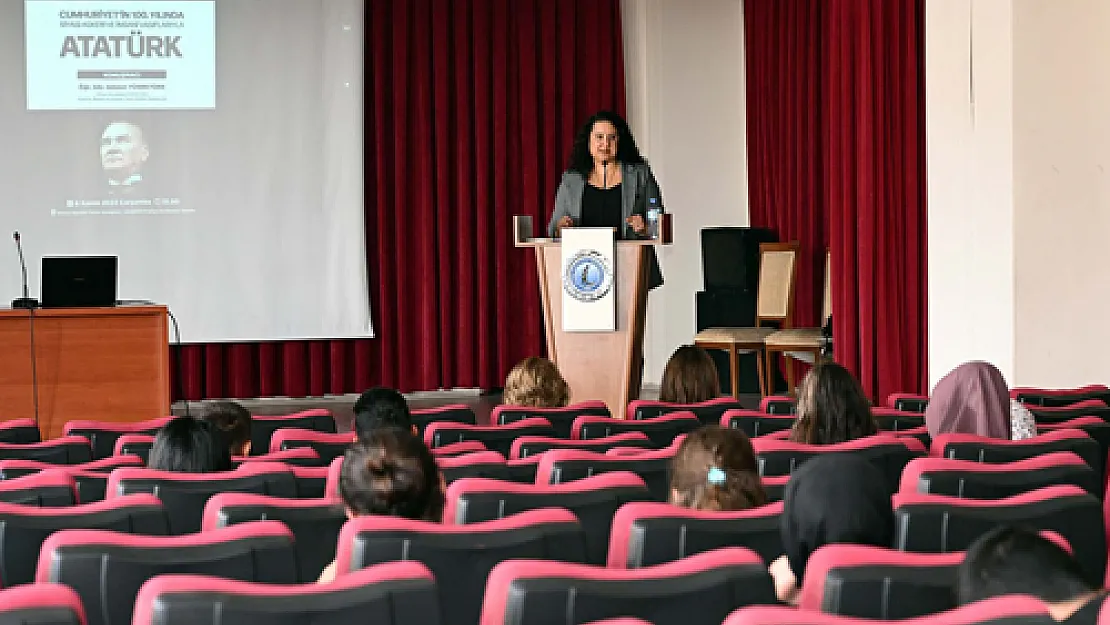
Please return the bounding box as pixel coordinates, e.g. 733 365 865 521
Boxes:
646 198 661 239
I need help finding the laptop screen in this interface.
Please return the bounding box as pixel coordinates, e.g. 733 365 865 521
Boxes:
40 256 118 308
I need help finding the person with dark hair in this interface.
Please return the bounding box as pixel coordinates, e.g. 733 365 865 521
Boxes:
669 425 766 511
659 345 721 404
201 401 252 456
958 526 1104 623
352 387 414 440
769 454 894 604
318 427 444 583
148 416 233 474
789 361 878 445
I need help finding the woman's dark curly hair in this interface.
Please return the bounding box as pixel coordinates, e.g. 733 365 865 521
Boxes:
567 110 646 176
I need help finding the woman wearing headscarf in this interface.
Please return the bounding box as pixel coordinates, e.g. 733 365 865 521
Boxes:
924 361 1036 441
768 454 895 604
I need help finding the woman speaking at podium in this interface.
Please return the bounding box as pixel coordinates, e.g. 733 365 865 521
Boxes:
547 110 664 287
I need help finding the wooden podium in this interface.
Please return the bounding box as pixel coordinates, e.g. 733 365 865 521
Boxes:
0 306 171 440
515 217 669 420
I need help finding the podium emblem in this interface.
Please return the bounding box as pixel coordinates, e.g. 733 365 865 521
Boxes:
563 250 613 303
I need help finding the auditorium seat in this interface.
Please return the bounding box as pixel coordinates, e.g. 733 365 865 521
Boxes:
270 428 350 463
722 596 1052 625
573 412 701 447
234 447 322 467
0 470 77 506
931 430 1103 478
426 419 556 457
885 426 931 449
445 472 651 565
798 544 963 619
439 451 517 484
872 408 926 432
39 521 299 625
535 448 673 501
338 508 586 625
752 435 924 493
112 434 154 464
479 547 776 625
510 432 652 460
203 493 346 582
0 493 166 587
900 452 1100 498
608 501 783 568
249 409 337 458
0 419 41 445
1012 384 1110 407
720 409 796 438
433 440 489 457
885 393 930 412
759 396 796 415
131 562 441 625
64 417 170 460
1035 417 1110 474
628 397 745 425
0 436 92 465
893 484 1106 585
0 583 88 625
106 464 296 534
1025 399 1110 424
760 475 789 502
411 404 478 434
494 401 611 439
0 458 143 503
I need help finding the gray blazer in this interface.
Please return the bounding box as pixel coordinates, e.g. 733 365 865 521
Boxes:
547 161 663 238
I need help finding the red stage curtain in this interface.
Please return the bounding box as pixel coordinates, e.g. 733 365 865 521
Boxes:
174 0 626 400
744 0 927 399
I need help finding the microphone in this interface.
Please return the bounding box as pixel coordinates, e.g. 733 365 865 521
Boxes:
11 232 38 309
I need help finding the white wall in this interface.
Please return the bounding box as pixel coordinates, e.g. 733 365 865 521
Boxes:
622 0 750 384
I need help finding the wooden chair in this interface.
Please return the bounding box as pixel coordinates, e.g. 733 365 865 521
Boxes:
763 250 831 393
694 242 799 397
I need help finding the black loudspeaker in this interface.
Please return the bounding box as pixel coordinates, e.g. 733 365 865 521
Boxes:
700 227 778 291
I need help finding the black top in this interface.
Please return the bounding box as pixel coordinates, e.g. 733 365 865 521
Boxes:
579 182 623 236
1064 594 1105 625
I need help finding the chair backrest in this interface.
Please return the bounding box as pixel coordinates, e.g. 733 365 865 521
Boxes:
107 464 297 534
131 561 440 625
511 432 652 460
64 418 170 460
753 435 924 493
339 508 586 625
446 472 652 565
0 459 140 504
628 398 746 425
411 404 478 434
720 409 796 438
234 447 322 467
0 470 77 506
1035 418 1110 473
439 451 514 484
494 401 611 438
608 501 784 568
760 475 789 502
39 520 298 625
1026 400 1110 424
249 409 337 458
759 396 797 415
755 242 799 323
0 419 41 445
426 419 556 457
872 408 926 431
721 596 1053 625
932 430 1103 478
0 493 166 587
113 434 154 464
202 492 346 583
0 436 92 465
799 544 963 619
900 452 1099 498
573 412 701 447
885 393 930 412
0 583 88 625
280 463 331 498
270 428 350 463
536 449 673 501
893 485 1106 585
433 440 488 457
480 547 776 625
1012 385 1110 407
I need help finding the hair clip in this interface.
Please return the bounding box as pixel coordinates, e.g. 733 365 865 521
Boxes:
707 467 727 486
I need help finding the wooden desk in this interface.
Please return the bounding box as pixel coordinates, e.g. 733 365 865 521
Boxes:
0 306 170 439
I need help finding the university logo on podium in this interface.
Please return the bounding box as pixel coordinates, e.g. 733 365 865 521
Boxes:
560 228 616 332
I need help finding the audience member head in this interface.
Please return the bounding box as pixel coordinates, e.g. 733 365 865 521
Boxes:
353 387 413 440
659 345 721 404
789 361 877 445
339 427 444 522
957 526 1100 620
502 357 570 408
148 416 233 473
669 425 766 511
201 401 252 456
781 454 894 582
925 361 1011 440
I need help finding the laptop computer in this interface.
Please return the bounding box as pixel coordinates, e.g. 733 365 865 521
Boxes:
40 256 118 308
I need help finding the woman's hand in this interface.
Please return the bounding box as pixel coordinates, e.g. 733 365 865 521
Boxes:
556 215 574 234
626 214 646 235
769 555 799 605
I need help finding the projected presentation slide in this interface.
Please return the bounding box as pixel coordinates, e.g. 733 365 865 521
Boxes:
26 1 215 111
